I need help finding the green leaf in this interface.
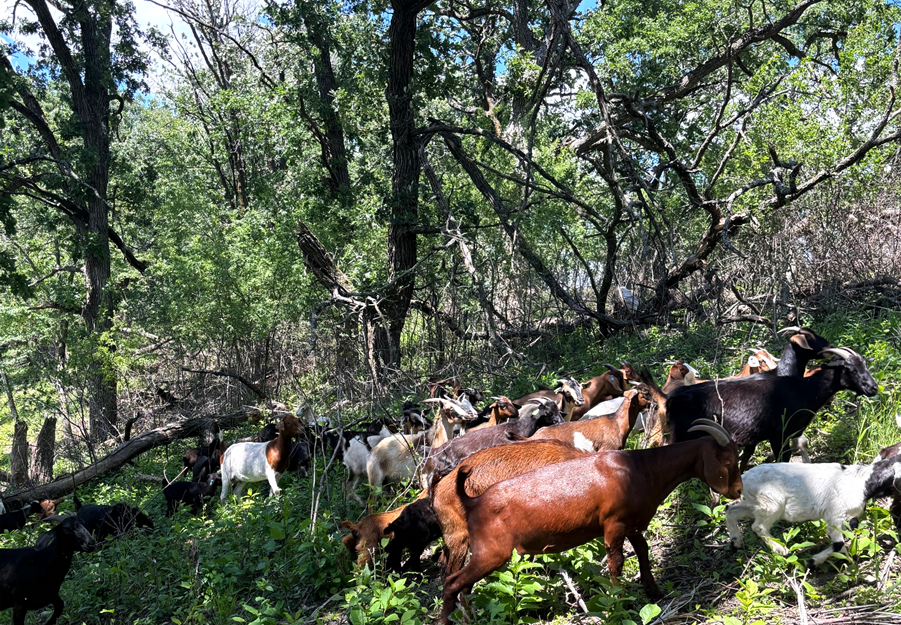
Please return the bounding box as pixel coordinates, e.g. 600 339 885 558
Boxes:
640 603 662 624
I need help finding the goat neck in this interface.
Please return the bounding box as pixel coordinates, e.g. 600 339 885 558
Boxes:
613 389 648 447
265 429 295 474
637 437 742 501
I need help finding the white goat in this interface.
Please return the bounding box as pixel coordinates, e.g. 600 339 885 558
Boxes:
367 431 430 488
342 426 392 505
221 415 303 501
726 453 901 566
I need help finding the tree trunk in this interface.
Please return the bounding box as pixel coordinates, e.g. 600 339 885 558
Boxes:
30 416 56 483
11 420 29 487
382 0 430 379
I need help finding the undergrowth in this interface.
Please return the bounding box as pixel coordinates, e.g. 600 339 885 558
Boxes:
2 310 901 624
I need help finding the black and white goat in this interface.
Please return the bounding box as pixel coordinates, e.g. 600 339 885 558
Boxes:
726 450 901 566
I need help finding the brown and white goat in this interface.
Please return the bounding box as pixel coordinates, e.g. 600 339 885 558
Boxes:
220 414 303 500
530 386 653 452
569 365 628 421
468 397 521 431
432 439 589 577
439 419 742 624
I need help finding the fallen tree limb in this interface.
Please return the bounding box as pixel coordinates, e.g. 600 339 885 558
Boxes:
2 407 261 506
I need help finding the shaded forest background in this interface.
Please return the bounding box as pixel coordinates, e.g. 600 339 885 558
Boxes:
1 0 901 479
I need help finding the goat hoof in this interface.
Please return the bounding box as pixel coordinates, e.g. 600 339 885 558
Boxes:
805 558 816 571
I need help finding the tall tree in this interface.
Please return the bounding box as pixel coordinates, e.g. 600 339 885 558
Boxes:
1 0 152 439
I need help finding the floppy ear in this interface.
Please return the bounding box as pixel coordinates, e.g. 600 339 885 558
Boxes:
340 520 355 529
790 333 812 351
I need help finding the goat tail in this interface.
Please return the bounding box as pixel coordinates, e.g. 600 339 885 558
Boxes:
455 466 477 514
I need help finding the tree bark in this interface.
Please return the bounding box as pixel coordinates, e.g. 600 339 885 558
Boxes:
30 416 56 484
11 420 29 487
3 407 261 506
381 0 430 378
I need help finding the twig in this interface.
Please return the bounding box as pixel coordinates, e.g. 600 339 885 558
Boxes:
560 569 589 614
785 571 809 625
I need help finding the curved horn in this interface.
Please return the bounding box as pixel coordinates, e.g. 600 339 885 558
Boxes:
603 364 618 372
688 418 732 446
821 347 855 360
422 397 443 404
42 514 67 523
778 326 802 335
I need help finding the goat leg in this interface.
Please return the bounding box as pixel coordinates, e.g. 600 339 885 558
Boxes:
604 533 628 590
45 595 65 625
627 534 663 599
739 444 757 472
12 604 26 625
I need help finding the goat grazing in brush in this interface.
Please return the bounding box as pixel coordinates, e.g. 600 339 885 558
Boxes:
0 514 97 625
661 347 877 470
164 474 222 516
340 498 426 567
439 419 741 623
73 492 154 541
726 450 901 566
220 414 304 500
383 497 443 573
530 386 653 452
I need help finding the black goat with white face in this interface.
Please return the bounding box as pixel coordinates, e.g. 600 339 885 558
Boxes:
665 347 878 470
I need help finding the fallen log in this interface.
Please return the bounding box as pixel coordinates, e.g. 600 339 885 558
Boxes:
2 407 261 506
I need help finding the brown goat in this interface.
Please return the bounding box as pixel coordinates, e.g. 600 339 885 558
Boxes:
432 439 589 576
530 387 653 451
736 349 779 377
341 505 406 567
468 396 521 432
341 491 430 567
569 365 627 421
439 420 742 624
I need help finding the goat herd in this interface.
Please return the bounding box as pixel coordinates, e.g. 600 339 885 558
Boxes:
0 327 897 623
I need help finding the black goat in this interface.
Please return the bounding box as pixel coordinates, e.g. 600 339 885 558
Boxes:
164 474 222 516
664 347 878 470
74 492 154 540
287 442 310 477
183 438 227 471
0 515 96 625
383 497 442 573
424 399 564 480
0 500 58 533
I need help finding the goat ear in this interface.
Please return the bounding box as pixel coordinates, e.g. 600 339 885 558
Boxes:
580 381 591 389
790 333 812 350
340 520 355 529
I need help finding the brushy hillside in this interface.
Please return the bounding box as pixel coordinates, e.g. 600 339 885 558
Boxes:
2 311 900 625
